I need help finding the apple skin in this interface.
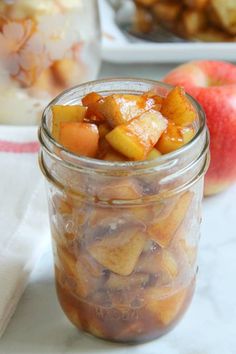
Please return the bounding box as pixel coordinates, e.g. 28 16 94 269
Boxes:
163 60 236 196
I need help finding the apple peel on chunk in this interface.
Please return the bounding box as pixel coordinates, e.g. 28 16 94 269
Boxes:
87 227 146 276
161 86 197 126
147 191 193 248
59 122 99 157
106 110 167 161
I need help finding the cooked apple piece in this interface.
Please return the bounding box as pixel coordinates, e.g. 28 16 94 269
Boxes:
88 207 117 227
87 227 146 276
161 86 197 126
160 249 178 279
146 148 162 160
52 58 84 87
59 122 99 157
52 194 72 215
85 99 106 122
156 121 195 154
143 91 164 108
106 272 149 290
82 92 103 106
135 0 157 7
52 105 86 140
153 1 181 22
177 239 197 266
82 92 105 123
57 247 104 297
98 94 157 127
103 149 126 161
147 191 193 247
193 27 231 42
106 111 167 161
98 123 111 138
96 178 142 201
210 0 236 35
57 246 77 278
146 286 188 325
136 247 178 280
130 205 154 223
182 9 206 36
184 0 209 10
133 4 153 34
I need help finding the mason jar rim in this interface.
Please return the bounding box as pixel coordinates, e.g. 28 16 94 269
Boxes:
40 77 207 175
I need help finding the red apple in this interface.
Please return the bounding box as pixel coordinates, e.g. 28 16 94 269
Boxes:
163 60 236 196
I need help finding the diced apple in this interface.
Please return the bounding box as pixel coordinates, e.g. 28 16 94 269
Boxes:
82 92 103 106
59 122 99 157
106 272 149 290
52 105 86 140
146 148 162 160
177 239 197 266
135 247 178 281
156 121 195 154
103 149 126 161
98 123 111 138
159 249 178 279
106 110 167 160
57 247 104 297
146 286 188 325
96 178 142 201
161 86 197 126
147 191 193 247
87 227 146 276
98 94 157 127
52 194 72 215
52 58 84 87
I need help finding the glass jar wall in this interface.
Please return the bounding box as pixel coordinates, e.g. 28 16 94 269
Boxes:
39 79 209 343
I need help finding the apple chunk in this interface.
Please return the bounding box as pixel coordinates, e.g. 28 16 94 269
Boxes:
106 110 167 160
146 286 188 325
147 191 193 247
161 86 197 126
156 121 195 154
52 105 86 140
87 227 146 276
59 122 99 157
98 94 157 127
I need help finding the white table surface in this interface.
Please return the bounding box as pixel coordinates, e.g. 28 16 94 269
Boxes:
1 62 236 354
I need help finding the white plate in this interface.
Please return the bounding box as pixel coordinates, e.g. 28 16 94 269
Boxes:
100 0 236 63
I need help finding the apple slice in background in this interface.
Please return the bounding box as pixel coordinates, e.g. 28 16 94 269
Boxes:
163 60 236 196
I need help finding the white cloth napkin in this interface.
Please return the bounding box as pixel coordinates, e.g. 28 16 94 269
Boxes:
0 126 50 338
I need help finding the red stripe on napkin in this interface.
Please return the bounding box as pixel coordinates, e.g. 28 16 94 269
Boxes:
0 140 39 153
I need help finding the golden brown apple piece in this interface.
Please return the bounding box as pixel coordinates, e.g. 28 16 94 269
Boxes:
96 178 142 201
156 121 195 154
57 247 104 298
106 272 149 290
59 122 99 157
161 86 197 126
146 285 188 325
87 227 146 276
147 191 193 247
52 105 86 140
97 94 158 127
106 110 167 160
146 148 162 160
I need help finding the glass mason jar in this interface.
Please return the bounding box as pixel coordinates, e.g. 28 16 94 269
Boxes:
0 0 100 125
39 79 209 343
